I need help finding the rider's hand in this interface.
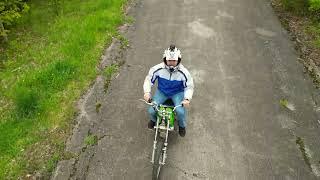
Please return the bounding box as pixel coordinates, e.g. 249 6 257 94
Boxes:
144 93 151 102
182 99 190 107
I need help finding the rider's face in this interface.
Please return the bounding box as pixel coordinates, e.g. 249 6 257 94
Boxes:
166 60 178 67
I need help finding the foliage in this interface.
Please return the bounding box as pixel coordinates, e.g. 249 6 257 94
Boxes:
281 0 320 17
0 0 29 40
309 0 320 19
0 0 127 178
49 0 62 15
281 0 309 14
84 135 98 146
307 23 320 47
279 99 288 107
14 86 39 117
309 0 320 11
103 64 119 93
296 137 311 169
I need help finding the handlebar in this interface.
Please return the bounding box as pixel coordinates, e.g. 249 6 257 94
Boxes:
139 99 183 112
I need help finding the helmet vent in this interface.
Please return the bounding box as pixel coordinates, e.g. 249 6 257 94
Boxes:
169 44 175 51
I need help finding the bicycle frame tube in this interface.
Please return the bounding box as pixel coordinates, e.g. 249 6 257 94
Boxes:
144 100 181 166
141 99 182 166
151 115 161 163
151 106 175 165
161 114 171 165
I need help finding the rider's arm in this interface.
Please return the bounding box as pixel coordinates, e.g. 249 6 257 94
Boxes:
143 63 163 94
183 69 194 101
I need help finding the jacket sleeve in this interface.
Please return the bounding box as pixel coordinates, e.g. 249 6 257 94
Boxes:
143 64 161 94
183 69 194 100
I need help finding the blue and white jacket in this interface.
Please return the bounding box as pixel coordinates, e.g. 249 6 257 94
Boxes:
143 62 194 100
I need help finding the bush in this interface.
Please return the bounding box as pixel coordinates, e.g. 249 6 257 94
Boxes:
309 0 320 19
282 0 309 14
281 0 320 19
0 0 29 41
309 0 320 11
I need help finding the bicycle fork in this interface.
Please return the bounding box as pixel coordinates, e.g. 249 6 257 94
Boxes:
151 116 161 164
151 115 171 165
161 117 170 165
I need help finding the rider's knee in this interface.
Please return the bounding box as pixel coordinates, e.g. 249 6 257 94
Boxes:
175 107 185 116
148 106 155 115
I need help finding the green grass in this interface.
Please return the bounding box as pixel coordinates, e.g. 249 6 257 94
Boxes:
103 63 120 92
118 34 130 49
45 152 61 174
125 16 135 24
281 0 309 15
296 136 312 169
96 102 102 113
104 64 119 78
280 99 289 107
279 0 320 48
84 135 98 146
0 0 128 178
307 23 320 48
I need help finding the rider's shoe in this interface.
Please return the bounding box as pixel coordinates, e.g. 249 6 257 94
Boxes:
148 120 155 129
179 127 186 137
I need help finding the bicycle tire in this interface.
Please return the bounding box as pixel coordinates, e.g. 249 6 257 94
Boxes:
152 140 164 180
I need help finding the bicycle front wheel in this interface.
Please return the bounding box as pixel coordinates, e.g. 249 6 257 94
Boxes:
152 140 164 180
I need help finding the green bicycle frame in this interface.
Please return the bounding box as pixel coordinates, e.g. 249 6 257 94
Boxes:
157 106 175 128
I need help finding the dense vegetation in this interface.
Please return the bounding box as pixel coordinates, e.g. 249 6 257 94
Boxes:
280 0 320 49
282 0 320 17
0 0 318 179
0 0 128 178
1 0 29 41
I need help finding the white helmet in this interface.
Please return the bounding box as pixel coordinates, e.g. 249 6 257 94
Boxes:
163 44 182 62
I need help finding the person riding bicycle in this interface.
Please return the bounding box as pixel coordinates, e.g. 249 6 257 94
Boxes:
143 44 194 137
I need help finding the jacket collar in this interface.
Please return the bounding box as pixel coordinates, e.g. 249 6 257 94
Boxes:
164 63 180 73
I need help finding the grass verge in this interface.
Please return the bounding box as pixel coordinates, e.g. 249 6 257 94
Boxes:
0 0 128 178
296 136 312 170
271 0 320 88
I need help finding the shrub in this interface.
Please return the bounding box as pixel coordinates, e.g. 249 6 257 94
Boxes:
0 0 29 41
309 0 320 11
309 0 320 19
281 0 309 14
